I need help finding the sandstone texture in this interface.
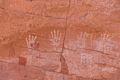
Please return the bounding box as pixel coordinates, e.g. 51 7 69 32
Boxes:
0 0 120 80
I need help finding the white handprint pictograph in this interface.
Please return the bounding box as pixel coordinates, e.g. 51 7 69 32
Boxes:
96 32 113 53
102 33 114 53
26 35 39 51
76 32 89 49
49 30 61 50
25 34 40 65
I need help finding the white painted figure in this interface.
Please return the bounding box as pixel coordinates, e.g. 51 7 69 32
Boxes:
24 34 39 65
76 32 89 49
49 30 61 50
26 35 39 52
96 32 114 54
80 53 93 67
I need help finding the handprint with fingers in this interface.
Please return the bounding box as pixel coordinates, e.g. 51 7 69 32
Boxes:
49 30 61 48
97 32 113 53
100 32 112 42
102 33 113 53
76 32 89 48
26 35 39 51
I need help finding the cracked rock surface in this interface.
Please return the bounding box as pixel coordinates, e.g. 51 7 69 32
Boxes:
0 0 120 80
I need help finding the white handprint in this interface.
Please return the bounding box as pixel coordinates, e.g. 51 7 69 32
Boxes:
101 32 112 41
97 32 113 53
26 35 39 51
76 32 89 49
103 33 114 53
49 30 61 49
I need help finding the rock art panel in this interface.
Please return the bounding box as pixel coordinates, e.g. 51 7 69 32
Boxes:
0 0 120 80
65 26 119 55
63 49 119 79
28 18 66 52
14 34 62 72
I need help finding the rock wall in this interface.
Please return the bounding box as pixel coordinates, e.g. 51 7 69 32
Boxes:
0 0 120 80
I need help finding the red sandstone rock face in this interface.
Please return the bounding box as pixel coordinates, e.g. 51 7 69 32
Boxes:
0 0 120 80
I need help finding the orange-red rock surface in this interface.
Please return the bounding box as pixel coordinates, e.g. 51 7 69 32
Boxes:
0 0 120 80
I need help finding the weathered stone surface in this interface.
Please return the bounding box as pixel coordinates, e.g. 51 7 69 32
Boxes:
14 47 61 72
4 0 45 15
45 71 78 80
0 62 45 80
44 0 70 18
63 49 119 79
0 0 120 80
